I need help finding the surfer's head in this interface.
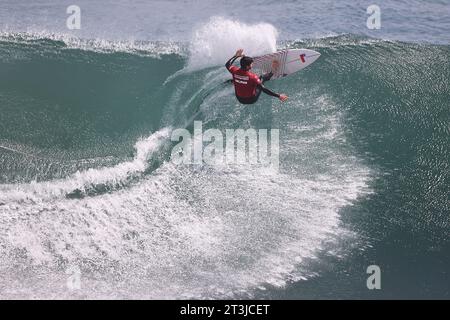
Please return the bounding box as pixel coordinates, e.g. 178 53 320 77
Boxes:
240 56 254 70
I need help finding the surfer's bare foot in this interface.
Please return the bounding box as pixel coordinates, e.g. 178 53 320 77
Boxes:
271 60 280 72
279 94 288 102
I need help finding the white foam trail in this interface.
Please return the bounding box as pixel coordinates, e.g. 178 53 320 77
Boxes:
0 82 374 299
0 159 371 299
0 128 171 201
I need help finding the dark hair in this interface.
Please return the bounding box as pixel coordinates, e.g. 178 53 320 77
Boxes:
240 56 254 69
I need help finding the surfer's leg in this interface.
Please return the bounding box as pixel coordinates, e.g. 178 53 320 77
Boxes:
255 86 262 99
250 86 263 103
259 72 274 84
259 60 279 83
236 87 262 105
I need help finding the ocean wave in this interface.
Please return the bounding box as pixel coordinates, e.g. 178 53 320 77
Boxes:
1 21 448 298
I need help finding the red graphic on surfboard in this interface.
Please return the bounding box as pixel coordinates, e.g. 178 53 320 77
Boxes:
252 49 321 79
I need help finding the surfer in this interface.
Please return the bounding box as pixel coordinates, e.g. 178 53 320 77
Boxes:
226 49 288 104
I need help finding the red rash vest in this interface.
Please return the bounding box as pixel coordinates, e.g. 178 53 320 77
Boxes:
228 65 261 98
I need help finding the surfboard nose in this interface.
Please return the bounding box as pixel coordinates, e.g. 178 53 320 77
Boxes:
307 50 321 64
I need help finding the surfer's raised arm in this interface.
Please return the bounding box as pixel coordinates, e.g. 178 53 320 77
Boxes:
225 49 244 72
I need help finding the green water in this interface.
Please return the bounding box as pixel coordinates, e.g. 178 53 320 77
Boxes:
0 35 448 298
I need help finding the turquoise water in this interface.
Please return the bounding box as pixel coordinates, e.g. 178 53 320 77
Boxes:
0 1 449 299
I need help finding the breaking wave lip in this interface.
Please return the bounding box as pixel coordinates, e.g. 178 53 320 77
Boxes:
0 31 187 57
164 16 279 83
283 33 395 49
1 29 406 64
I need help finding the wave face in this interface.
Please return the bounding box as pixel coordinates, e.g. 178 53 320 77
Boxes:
0 20 449 298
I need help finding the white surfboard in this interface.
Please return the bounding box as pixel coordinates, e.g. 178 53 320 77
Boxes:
252 49 321 79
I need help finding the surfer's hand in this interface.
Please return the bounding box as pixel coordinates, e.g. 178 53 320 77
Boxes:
279 94 288 102
235 49 244 57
